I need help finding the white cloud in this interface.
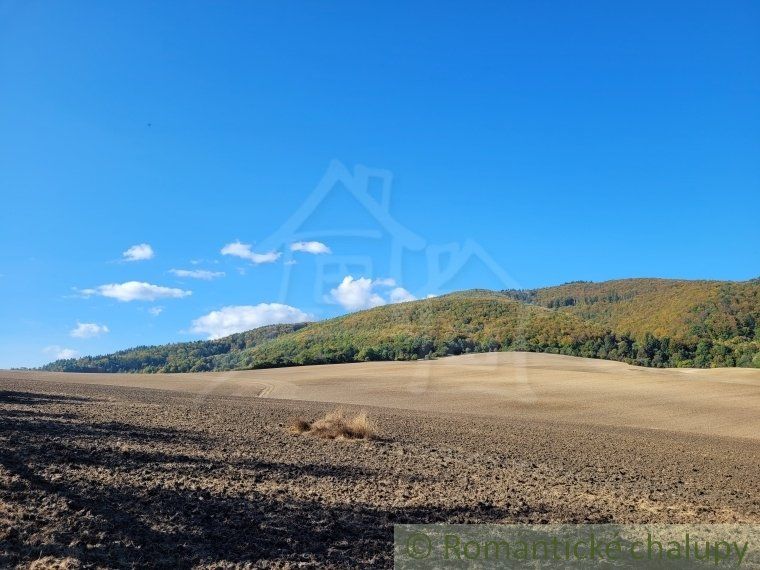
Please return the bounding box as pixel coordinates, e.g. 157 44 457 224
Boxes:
44 346 79 360
328 276 416 311
190 303 311 339
290 241 332 255
82 281 191 302
170 268 225 280
329 277 386 311
148 306 164 316
122 243 154 261
70 322 109 338
221 241 281 264
389 287 417 303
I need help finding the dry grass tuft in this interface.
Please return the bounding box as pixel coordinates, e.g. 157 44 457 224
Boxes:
288 409 376 440
30 557 82 570
288 417 312 434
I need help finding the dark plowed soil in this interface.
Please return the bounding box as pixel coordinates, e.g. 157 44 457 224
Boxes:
1 378 758 568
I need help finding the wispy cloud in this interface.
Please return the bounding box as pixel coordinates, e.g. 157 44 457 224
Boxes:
81 281 191 302
290 241 332 255
44 345 79 360
170 268 225 280
190 303 311 339
328 276 416 311
221 241 280 264
148 307 164 316
70 322 109 338
122 243 154 262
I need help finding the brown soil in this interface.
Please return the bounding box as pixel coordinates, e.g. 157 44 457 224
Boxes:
8 352 760 439
1 358 759 567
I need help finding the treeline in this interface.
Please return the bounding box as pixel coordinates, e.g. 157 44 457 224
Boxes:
42 323 307 373
43 325 760 374
239 327 759 370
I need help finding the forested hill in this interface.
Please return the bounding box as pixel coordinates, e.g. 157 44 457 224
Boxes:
501 278 760 343
42 278 760 373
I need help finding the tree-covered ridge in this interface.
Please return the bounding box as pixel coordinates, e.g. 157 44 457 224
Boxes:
41 279 760 373
41 323 307 373
501 278 760 343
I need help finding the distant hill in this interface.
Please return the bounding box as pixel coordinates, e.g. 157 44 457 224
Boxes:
42 323 307 373
42 279 760 373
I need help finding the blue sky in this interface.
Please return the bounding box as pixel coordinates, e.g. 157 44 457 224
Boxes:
1 1 758 367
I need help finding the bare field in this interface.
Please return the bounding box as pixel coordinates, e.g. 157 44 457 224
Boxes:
1 354 759 567
7 353 760 439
